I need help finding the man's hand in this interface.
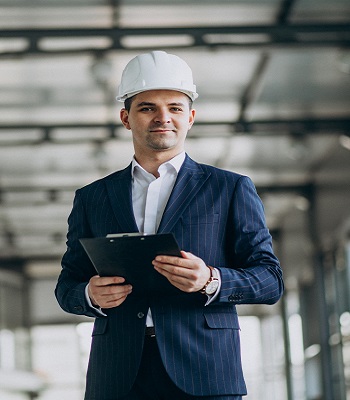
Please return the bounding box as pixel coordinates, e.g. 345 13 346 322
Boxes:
88 276 132 309
152 251 211 293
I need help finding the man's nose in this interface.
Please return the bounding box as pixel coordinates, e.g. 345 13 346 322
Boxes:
154 109 171 124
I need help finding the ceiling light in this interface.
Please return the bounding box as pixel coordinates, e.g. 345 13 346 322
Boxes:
120 35 194 48
294 196 309 212
52 128 108 142
304 344 321 360
39 37 112 51
0 129 42 145
0 38 28 53
339 134 350 151
337 50 350 74
204 33 270 45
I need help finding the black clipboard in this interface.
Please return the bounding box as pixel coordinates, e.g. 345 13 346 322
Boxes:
79 233 182 295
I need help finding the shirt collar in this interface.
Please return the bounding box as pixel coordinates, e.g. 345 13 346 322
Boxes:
131 151 186 178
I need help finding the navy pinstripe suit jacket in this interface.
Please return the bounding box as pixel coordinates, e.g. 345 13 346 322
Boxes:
55 154 284 399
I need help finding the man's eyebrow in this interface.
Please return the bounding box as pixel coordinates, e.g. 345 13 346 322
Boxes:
135 101 186 107
135 102 155 108
169 102 186 107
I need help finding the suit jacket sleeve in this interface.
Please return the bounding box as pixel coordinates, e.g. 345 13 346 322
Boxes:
55 189 103 317
214 175 283 305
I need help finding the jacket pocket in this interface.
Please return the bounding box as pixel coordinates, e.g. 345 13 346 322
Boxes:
204 311 240 330
91 317 108 336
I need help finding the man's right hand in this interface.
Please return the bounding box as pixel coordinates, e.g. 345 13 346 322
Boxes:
88 276 132 309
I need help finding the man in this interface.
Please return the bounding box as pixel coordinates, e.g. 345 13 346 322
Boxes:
55 50 284 400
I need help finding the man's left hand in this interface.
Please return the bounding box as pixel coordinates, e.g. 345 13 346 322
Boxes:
152 251 210 292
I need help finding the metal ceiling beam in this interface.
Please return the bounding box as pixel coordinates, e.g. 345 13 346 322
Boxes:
277 0 296 24
237 53 270 122
0 23 349 56
236 1 297 125
0 117 349 144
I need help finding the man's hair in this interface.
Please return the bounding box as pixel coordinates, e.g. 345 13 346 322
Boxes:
124 94 193 112
124 96 133 112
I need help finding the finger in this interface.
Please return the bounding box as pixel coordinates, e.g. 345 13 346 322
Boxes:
157 270 199 293
155 261 202 287
92 285 132 308
153 256 192 272
103 294 129 309
90 275 126 287
102 289 131 304
154 263 191 279
180 250 198 260
93 283 132 297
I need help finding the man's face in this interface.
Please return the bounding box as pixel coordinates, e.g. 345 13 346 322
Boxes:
120 90 196 157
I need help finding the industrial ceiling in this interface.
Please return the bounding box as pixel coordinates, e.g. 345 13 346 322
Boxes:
0 0 349 283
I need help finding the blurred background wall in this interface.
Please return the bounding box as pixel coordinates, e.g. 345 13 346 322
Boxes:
0 1 350 399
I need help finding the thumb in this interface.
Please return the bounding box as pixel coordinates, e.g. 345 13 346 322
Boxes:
180 250 197 260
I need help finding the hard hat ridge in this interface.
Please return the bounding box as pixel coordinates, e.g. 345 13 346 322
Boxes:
116 50 198 102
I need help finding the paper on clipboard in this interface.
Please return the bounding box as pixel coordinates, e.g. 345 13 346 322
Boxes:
79 233 182 295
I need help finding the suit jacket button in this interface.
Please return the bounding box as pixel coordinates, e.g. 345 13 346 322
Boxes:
137 312 144 319
228 295 235 302
73 306 83 312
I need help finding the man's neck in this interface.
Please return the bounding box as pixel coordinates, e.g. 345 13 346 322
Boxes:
134 150 182 177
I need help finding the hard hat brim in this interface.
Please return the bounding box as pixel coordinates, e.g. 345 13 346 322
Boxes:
116 87 199 102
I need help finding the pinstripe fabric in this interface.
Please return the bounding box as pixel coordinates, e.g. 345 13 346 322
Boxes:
55 154 284 399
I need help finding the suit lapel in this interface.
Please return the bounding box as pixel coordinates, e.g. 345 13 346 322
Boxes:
104 164 139 233
158 156 210 233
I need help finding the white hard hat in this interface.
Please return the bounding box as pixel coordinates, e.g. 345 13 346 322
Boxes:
116 51 198 102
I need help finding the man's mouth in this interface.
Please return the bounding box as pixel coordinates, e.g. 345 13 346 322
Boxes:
149 129 174 133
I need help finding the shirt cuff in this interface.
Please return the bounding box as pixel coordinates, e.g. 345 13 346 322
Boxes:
85 283 107 316
204 267 221 306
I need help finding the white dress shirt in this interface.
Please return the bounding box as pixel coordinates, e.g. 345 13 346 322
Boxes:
86 152 221 320
133 152 183 326
131 152 185 235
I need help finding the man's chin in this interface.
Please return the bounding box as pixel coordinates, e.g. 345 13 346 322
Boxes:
147 139 177 151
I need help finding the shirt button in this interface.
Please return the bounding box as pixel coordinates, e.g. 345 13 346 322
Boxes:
137 312 145 319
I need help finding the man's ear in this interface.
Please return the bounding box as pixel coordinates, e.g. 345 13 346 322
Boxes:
188 108 196 129
120 108 131 130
